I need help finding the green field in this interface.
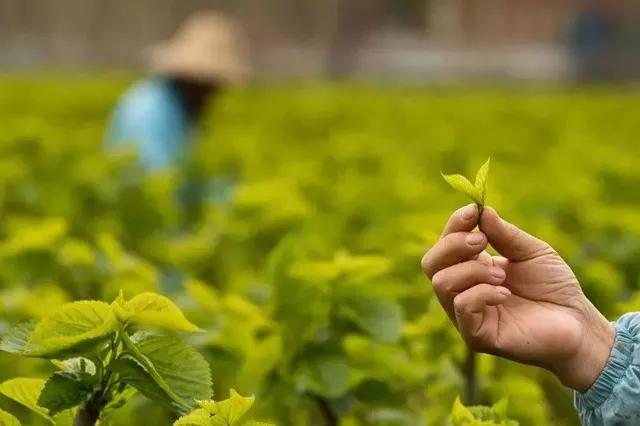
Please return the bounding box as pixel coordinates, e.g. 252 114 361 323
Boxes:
1 77 640 425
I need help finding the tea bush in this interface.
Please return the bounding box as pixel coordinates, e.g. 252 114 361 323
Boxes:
1 76 640 425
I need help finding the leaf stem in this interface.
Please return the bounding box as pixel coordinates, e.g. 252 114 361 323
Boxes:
314 395 338 426
463 349 478 405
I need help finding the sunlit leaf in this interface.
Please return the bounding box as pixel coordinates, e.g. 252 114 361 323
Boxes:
0 408 21 426
210 389 255 426
0 218 67 257
450 396 518 426
450 397 476 424
441 173 482 205
51 357 97 376
474 157 491 204
442 158 491 210
173 408 211 426
26 301 118 358
196 400 217 415
112 292 201 332
0 378 52 422
0 320 37 354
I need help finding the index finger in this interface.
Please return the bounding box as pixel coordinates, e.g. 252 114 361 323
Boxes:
440 204 480 238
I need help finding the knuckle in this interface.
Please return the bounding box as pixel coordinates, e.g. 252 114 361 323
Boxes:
452 293 466 314
420 251 434 276
439 233 466 255
430 270 447 292
441 232 463 247
466 260 485 275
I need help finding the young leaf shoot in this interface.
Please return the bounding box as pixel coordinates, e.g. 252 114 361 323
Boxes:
441 157 491 214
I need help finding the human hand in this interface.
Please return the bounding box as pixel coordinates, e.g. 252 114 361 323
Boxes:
421 205 615 392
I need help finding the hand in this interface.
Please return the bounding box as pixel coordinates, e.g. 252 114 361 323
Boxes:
421 205 615 392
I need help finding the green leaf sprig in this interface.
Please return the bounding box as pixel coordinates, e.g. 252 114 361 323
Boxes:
441 157 491 214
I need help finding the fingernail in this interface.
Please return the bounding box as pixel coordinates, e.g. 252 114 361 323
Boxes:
461 205 477 220
496 286 511 296
491 267 505 280
466 232 485 246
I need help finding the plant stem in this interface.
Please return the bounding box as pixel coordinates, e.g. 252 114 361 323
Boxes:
73 403 100 426
314 395 338 426
463 349 477 405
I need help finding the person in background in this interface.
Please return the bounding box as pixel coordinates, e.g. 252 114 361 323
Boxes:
570 0 619 81
105 11 248 170
422 205 637 426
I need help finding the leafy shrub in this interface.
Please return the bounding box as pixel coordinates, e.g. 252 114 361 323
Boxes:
0 291 268 425
1 78 640 424
450 397 517 426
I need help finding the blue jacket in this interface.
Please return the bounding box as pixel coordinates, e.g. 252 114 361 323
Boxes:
575 313 640 425
105 77 192 170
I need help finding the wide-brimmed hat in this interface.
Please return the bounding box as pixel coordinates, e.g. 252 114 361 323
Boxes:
148 11 249 84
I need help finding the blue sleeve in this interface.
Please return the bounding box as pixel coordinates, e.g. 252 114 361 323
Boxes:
105 80 187 170
574 313 640 425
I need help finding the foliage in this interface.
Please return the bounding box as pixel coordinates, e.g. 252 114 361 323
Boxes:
2 78 640 425
174 389 269 426
450 397 517 425
442 158 490 213
0 292 214 425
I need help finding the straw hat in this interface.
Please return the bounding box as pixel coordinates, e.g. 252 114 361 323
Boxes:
149 11 249 84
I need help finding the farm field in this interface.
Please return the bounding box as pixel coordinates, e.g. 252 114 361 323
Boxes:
1 77 640 425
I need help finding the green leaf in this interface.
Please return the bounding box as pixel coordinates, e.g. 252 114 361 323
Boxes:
173 408 211 426
112 292 201 332
26 301 118 358
210 389 255 426
117 331 212 413
296 355 349 398
196 400 217 415
0 320 37 354
37 372 96 415
0 408 21 426
450 397 475 425
491 399 509 420
450 396 518 426
442 157 491 209
289 251 393 283
441 173 482 205
173 392 270 426
0 218 67 257
474 157 491 204
111 358 175 409
0 378 52 422
53 409 77 426
340 297 403 343
51 358 97 376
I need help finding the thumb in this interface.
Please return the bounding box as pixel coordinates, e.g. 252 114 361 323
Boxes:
479 207 551 261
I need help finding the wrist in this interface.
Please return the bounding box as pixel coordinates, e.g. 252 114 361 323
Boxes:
551 302 615 392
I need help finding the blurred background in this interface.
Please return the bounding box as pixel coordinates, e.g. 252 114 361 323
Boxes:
2 0 640 81
1 1 640 426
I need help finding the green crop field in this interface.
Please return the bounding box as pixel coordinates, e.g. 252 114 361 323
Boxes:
0 77 639 425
